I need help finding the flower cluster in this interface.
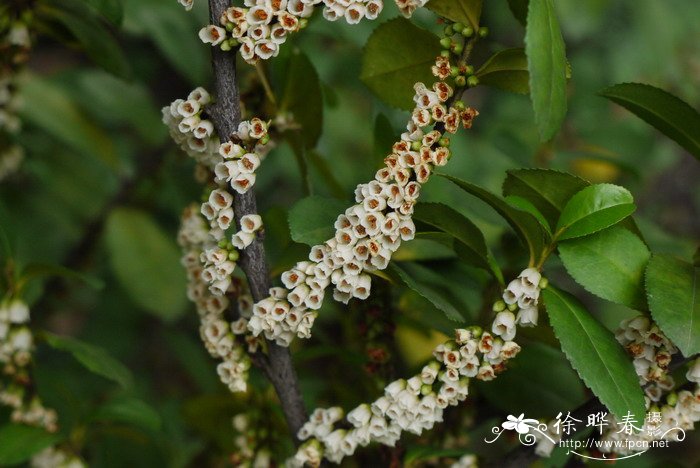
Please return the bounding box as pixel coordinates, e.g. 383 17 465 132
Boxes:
0 300 58 431
231 413 274 466
30 447 85 468
162 88 220 168
178 205 260 393
0 10 32 182
497 267 543 331
289 269 542 465
248 54 479 347
212 118 270 195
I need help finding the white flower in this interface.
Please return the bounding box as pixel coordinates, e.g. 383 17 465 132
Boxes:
347 404 372 427
198 25 227 46
232 231 255 249
687 358 700 383
503 279 524 305
519 268 541 294
240 214 263 233
516 306 538 327
8 300 30 324
492 311 517 341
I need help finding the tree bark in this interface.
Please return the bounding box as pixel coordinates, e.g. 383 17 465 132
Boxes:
207 0 308 445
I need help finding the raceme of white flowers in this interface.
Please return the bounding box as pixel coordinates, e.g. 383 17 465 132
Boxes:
535 319 700 458
194 0 430 64
288 269 543 466
0 299 59 432
231 413 274 466
247 56 479 347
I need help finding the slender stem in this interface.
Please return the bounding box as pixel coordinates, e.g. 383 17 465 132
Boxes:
255 61 278 109
207 0 308 446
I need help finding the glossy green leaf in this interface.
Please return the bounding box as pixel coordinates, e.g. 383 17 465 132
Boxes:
478 342 586 417
20 262 104 291
558 226 650 310
543 286 646 423
599 83 700 161
20 74 118 169
441 174 548 265
390 263 465 322
502 168 589 228
94 397 162 431
507 0 529 26
373 113 396 162
413 203 491 270
360 18 441 110
426 0 482 29
85 0 123 24
0 424 62 465
288 196 347 246
505 195 551 236
43 333 134 389
105 208 187 320
646 254 700 356
281 51 323 149
556 184 635 240
525 0 568 141
42 0 131 78
475 48 529 94
393 236 455 261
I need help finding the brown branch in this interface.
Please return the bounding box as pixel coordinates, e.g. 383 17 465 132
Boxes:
207 0 308 445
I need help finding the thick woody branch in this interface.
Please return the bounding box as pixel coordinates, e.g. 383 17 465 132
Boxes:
207 0 308 445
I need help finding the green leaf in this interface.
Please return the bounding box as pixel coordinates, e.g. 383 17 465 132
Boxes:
502 168 589 228
85 0 123 24
373 113 396 162
413 202 499 276
41 0 131 79
525 0 568 141
20 74 118 169
478 342 586 417
43 332 134 389
558 226 650 310
507 0 529 26
646 254 700 356
0 424 62 465
281 51 323 149
393 236 455 261
555 184 636 240
20 263 104 291
104 208 187 321
441 174 548 265
505 195 551 236
599 83 700 161
307 150 345 199
288 196 347 246
390 263 465 322
543 286 646 423
94 397 162 431
426 0 482 29
360 18 441 110
475 48 529 94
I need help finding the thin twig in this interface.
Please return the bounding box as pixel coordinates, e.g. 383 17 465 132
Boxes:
207 0 308 445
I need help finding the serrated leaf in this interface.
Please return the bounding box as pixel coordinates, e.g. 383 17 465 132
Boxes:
525 0 568 141
105 208 187 321
505 195 551 236
43 332 134 389
646 254 700 356
478 342 586 417
360 18 441 110
507 0 529 26
502 168 589 228
20 74 118 169
555 184 635 240
599 83 700 161
0 424 62 465
390 263 465 322
94 397 162 431
441 174 548 265
41 0 131 79
426 0 482 29
288 196 347 246
558 226 650 310
475 48 529 94
543 286 646 423
281 51 323 149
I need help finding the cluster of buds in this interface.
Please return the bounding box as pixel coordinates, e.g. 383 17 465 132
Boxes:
290 269 541 465
615 315 677 400
213 118 270 195
0 7 32 182
231 413 273 466
30 447 85 468
162 88 220 169
435 21 489 88
248 55 479 347
0 300 58 432
178 205 260 393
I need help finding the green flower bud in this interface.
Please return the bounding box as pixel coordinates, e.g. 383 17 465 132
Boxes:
467 75 480 88
464 65 475 75
538 277 549 289
220 42 232 52
218 240 228 248
507 302 518 312
450 66 460 77
467 325 483 338
454 100 466 110
444 339 457 350
299 18 309 28
411 140 422 151
451 42 464 54
438 137 451 147
439 37 452 49
421 384 433 396
492 300 507 312
667 392 678 406
478 26 490 38
444 25 454 36
229 251 239 261
454 75 467 87
260 134 270 145
462 26 474 37
225 22 234 32
440 50 451 58
453 22 464 32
